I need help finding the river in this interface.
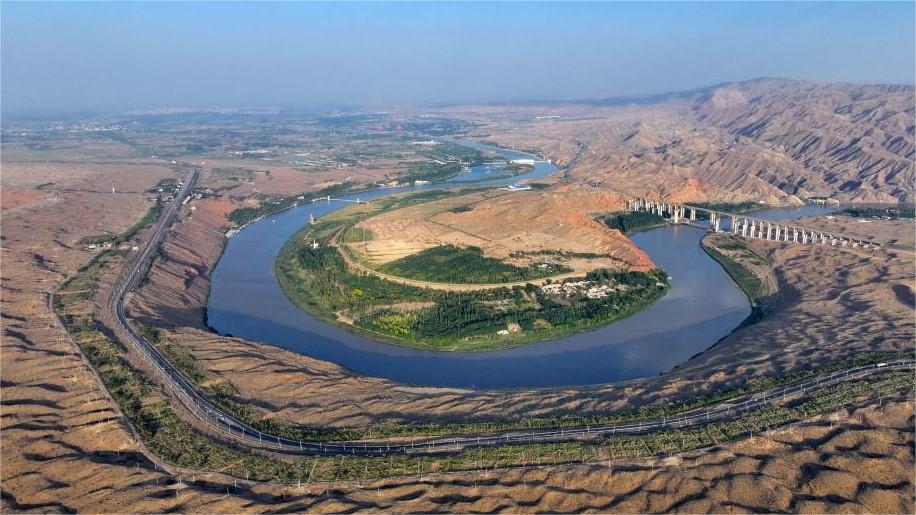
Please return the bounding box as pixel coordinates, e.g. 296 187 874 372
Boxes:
207 142 834 388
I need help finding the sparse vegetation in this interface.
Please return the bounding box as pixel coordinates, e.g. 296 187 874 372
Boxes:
510 249 619 260
227 182 358 226
701 236 768 303
397 142 490 183
121 201 164 241
146 178 179 193
340 226 374 243
271 186 672 350
211 166 255 181
44 266 916 483
79 234 117 246
840 206 915 219
278 225 668 350
690 201 763 214
51 216 911 484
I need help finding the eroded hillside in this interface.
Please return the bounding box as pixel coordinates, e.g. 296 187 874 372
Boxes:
465 78 915 203
353 185 655 274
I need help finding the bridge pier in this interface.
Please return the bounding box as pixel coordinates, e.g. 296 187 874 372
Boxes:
628 198 880 252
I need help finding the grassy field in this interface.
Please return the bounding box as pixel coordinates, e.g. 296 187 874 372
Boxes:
340 226 374 243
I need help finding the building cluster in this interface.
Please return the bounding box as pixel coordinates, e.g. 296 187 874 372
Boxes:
540 280 627 299
85 241 139 252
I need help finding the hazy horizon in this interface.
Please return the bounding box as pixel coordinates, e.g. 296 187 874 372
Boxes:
3 2 914 117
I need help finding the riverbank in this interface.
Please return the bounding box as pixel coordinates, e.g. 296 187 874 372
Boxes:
598 211 668 235
208 135 886 388
700 231 779 326
276 219 670 351
264 177 670 352
43 254 916 486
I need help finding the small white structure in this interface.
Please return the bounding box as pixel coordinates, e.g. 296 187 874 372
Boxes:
504 184 531 191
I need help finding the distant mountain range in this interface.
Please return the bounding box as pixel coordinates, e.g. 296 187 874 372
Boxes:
537 78 914 203
693 78 914 202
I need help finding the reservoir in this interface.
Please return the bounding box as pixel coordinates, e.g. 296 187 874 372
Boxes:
207 143 834 388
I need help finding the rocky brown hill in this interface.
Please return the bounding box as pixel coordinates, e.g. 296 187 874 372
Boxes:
693 78 915 202
470 78 915 204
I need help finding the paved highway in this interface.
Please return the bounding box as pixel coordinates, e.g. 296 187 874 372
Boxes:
102 167 913 457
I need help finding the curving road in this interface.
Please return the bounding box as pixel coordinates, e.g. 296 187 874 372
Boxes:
100 166 913 458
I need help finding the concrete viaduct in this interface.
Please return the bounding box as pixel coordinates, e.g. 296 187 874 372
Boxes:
626 198 882 249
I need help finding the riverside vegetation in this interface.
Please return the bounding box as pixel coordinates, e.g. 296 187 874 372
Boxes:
275 191 669 351
225 142 494 227
53 225 909 484
379 244 572 284
700 233 778 327
600 210 777 326
46 261 916 484
599 211 667 234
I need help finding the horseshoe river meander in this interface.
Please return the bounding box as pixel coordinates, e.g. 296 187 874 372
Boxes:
207 141 835 388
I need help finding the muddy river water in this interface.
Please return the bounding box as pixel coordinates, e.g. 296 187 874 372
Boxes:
207 142 834 388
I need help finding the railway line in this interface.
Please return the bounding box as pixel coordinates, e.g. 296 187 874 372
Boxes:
96 166 913 458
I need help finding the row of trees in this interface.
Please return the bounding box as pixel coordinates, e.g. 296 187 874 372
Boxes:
600 211 666 234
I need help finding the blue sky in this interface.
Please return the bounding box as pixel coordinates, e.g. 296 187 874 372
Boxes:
2 2 914 114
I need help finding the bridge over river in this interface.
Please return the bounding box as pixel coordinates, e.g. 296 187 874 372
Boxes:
627 198 883 249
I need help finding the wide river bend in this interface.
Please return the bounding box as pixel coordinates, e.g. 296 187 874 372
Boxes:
207 143 834 388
